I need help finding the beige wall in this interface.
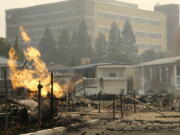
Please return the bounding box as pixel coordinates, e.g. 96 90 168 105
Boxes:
94 1 167 54
103 80 127 94
96 65 128 94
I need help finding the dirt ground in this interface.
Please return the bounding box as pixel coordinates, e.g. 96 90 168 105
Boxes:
65 123 180 135
64 119 180 135
64 111 180 135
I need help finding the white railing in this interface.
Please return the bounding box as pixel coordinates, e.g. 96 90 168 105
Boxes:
98 77 126 80
75 78 98 93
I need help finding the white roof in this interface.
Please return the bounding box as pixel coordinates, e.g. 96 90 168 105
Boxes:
97 64 127 68
133 56 180 67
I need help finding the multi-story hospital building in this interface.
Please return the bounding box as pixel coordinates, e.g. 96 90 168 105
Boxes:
6 0 167 53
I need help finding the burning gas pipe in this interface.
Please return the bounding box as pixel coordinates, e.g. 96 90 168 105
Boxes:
8 26 64 98
6 26 74 122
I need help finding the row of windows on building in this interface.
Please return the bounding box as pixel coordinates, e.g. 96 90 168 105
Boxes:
146 65 180 86
99 70 126 80
95 0 138 9
176 65 180 86
135 31 161 39
20 25 67 42
26 26 66 36
96 11 161 26
137 43 161 49
97 27 162 39
145 67 170 83
19 11 66 24
20 6 66 15
24 30 161 50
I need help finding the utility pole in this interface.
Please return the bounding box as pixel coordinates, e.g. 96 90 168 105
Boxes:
113 95 115 122
98 90 101 113
68 92 71 112
141 57 145 95
133 90 136 113
38 81 43 128
4 69 8 134
50 72 54 118
83 78 86 97
99 78 103 113
120 94 124 118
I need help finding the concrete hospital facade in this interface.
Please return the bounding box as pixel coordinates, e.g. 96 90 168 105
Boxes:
6 0 167 53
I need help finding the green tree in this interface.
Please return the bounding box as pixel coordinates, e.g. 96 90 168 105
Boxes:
39 27 56 64
69 31 78 66
108 22 123 63
121 20 137 64
76 21 92 64
140 49 167 63
14 36 24 60
57 28 70 65
141 49 157 62
0 38 10 58
94 33 108 62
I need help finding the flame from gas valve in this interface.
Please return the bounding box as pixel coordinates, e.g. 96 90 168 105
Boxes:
8 26 64 98
19 26 31 44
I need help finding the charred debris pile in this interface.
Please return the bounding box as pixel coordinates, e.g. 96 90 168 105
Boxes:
1 88 180 134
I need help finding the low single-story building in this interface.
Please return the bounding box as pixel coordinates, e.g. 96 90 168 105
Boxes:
129 56 180 96
50 56 180 97
50 63 128 96
96 64 127 95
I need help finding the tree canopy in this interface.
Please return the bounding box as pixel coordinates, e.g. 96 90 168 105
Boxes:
107 22 123 63
56 28 70 65
0 38 10 58
39 27 56 64
36 20 170 66
94 33 108 62
121 20 137 64
13 36 24 60
76 21 92 64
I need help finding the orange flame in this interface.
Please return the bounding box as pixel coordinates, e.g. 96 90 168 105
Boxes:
8 27 64 98
19 26 31 43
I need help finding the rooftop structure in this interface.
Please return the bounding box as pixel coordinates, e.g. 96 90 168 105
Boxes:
134 56 180 67
154 4 180 50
